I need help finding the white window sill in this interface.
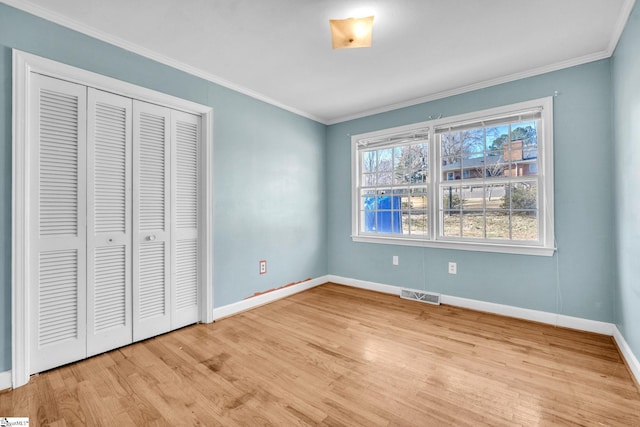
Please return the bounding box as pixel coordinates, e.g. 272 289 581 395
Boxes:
351 235 556 256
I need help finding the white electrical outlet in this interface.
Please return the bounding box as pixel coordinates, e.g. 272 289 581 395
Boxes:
448 262 457 275
259 260 267 274
393 255 399 265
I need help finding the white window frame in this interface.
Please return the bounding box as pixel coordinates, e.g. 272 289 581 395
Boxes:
12 50 214 388
351 97 555 256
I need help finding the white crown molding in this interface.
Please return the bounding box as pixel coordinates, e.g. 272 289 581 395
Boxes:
211 276 329 321
326 50 611 125
327 0 637 125
0 0 325 124
0 370 11 391
3 0 635 127
613 326 640 387
608 0 637 55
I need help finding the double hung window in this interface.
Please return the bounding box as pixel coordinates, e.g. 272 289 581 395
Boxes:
351 97 554 256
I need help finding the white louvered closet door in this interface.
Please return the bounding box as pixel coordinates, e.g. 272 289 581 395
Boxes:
132 101 172 341
86 89 133 356
171 111 201 329
30 74 88 373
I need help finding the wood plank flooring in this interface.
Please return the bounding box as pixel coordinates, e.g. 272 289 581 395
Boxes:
1 283 639 426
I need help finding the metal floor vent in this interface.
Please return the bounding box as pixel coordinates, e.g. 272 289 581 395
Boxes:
400 289 441 305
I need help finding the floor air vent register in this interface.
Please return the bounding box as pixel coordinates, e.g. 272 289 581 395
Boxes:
400 289 441 305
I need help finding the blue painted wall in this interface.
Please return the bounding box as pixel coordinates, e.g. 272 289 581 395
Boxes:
0 4 328 372
1 1 637 379
327 60 615 323
612 2 640 365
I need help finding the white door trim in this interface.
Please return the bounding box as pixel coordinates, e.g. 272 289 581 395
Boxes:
12 49 214 388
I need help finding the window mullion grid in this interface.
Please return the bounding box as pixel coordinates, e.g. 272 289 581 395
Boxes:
429 134 438 241
352 97 551 252
480 126 487 240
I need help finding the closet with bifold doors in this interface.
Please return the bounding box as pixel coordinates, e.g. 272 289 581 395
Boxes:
30 73 201 374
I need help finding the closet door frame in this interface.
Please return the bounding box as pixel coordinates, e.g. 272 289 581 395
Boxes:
12 50 214 388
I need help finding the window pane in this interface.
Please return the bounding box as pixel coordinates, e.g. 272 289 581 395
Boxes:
485 125 509 152
377 148 393 172
442 157 461 181
441 185 462 211
394 169 408 184
363 173 376 186
393 146 411 170
511 121 537 150
484 184 506 210
441 133 461 183
461 155 484 180
505 140 524 162
524 162 538 176
376 191 392 206
393 147 411 184
409 211 428 236
503 163 519 177
410 194 428 210
462 186 482 210
410 143 429 184
510 182 538 211
401 211 410 235
441 132 461 158
462 129 484 156
485 154 507 178
511 211 538 240
360 210 370 232
442 211 461 237
410 170 428 184
462 211 484 238
362 151 376 173
362 194 376 211
520 121 538 163
377 172 393 185
486 211 511 239
410 143 429 169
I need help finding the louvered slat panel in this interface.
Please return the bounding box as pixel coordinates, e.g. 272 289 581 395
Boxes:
176 121 198 229
94 246 127 331
39 250 78 346
138 242 166 319
175 239 198 310
94 102 127 233
86 88 132 357
139 112 166 231
39 89 79 236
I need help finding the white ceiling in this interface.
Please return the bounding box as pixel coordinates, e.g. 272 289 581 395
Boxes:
6 0 635 124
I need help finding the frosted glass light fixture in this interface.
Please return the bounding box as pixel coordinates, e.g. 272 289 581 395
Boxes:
329 16 374 49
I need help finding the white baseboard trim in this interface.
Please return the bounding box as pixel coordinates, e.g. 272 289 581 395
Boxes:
613 326 640 386
211 275 329 321
441 294 614 335
327 275 615 335
0 370 11 391
326 275 403 296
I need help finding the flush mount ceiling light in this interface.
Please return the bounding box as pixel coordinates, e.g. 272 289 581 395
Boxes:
329 15 374 49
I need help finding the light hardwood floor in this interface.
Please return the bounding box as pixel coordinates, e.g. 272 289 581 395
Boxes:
1 283 639 426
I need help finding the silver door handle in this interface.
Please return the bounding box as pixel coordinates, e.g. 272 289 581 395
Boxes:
146 235 156 241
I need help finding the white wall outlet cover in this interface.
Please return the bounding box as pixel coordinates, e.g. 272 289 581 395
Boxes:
448 262 457 274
